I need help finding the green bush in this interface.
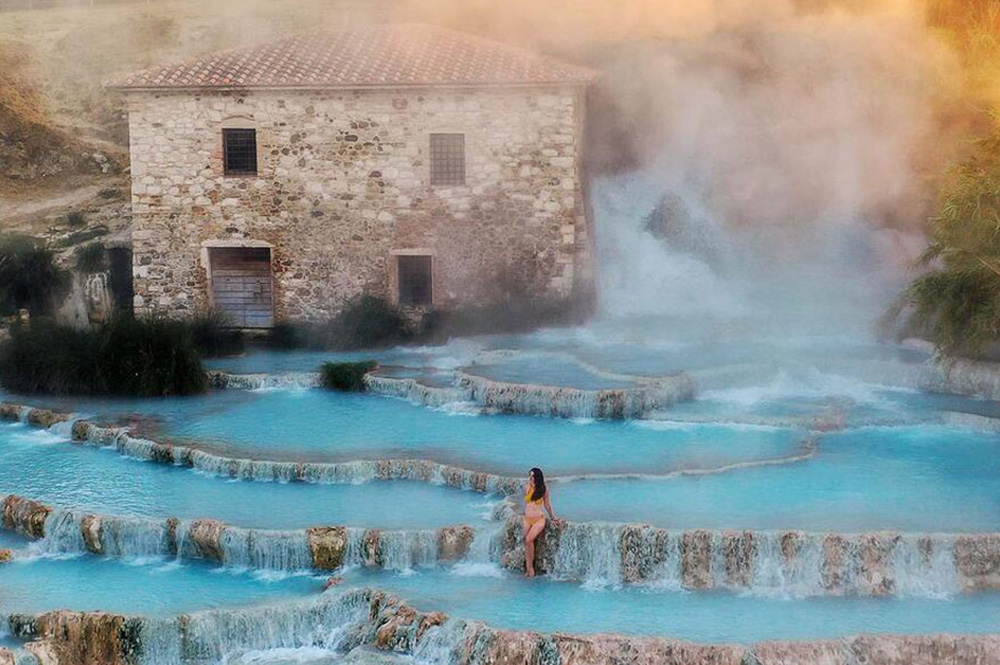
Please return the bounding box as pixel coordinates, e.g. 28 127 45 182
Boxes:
0 236 70 316
319 360 377 392
74 243 107 273
886 131 1000 356
0 316 208 397
264 322 304 350
306 295 414 350
190 310 245 357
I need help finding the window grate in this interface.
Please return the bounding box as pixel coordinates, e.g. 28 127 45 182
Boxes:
429 133 465 186
398 255 433 307
223 128 258 176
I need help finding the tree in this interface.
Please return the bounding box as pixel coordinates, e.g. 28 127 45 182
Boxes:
0 236 69 317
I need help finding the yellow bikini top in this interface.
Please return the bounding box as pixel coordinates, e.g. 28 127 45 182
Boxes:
525 489 544 505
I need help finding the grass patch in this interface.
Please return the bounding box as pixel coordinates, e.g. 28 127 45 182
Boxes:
319 360 377 392
300 295 414 351
0 235 69 316
190 310 245 358
66 211 86 228
0 316 208 397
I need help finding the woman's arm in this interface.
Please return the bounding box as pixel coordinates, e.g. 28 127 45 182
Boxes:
544 491 555 519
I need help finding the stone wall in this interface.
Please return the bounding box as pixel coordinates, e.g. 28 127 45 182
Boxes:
125 85 591 321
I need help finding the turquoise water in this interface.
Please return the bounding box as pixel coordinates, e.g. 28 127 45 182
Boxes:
0 556 321 617
0 531 28 551
5 555 1000 644
0 422 490 529
204 347 470 375
341 567 1000 643
552 425 1000 531
161 390 804 474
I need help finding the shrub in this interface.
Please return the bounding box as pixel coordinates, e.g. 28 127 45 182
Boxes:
319 360 377 392
264 322 303 350
0 316 208 397
66 211 86 228
306 295 414 350
74 243 107 273
190 310 245 357
885 131 1000 356
0 236 70 316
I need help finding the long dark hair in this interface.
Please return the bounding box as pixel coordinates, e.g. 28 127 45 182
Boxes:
529 467 546 502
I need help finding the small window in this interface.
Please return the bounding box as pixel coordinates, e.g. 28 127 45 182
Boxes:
429 133 465 186
223 128 257 176
397 255 433 307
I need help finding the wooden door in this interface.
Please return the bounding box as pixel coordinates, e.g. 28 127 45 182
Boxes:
209 247 273 328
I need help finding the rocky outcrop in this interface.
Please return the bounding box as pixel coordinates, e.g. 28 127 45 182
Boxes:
185 519 226 562
25 409 68 430
437 525 475 561
2 495 51 539
80 514 103 555
308 526 348 570
954 534 1000 591
29 611 140 665
681 530 713 589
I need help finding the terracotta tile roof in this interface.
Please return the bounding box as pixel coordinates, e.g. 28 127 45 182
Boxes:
107 24 597 90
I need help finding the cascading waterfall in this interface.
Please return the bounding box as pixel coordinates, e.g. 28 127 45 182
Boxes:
206 371 320 390
217 527 313 572
524 522 968 597
136 590 375 665
551 522 623 586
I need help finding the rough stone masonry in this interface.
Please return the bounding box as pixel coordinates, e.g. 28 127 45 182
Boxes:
113 26 596 323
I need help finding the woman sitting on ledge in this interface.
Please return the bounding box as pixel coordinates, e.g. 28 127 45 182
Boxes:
524 467 556 577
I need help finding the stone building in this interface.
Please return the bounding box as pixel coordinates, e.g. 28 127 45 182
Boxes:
109 24 596 327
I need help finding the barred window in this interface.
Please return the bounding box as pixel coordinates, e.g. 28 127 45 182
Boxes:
398 255 433 307
429 133 465 186
223 128 257 176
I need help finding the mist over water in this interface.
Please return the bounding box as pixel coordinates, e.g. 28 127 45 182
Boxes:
575 0 960 342
590 170 920 341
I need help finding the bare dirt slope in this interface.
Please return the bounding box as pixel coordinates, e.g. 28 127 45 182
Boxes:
0 0 394 251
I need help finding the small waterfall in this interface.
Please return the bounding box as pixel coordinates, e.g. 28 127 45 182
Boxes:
38 509 171 559
218 528 312 571
409 619 475 664
137 590 374 665
38 507 87 554
207 371 320 390
500 521 976 597
341 528 437 571
363 375 466 407
551 522 622 585
456 371 694 419
377 530 438 571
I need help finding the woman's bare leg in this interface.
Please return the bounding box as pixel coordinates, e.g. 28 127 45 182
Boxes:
524 519 546 577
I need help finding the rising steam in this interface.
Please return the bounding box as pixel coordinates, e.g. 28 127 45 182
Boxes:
398 0 976 335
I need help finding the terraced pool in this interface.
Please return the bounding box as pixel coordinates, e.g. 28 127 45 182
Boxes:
3 335 1000 663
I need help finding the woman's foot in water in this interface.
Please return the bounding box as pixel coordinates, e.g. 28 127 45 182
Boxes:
525 566 535 578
